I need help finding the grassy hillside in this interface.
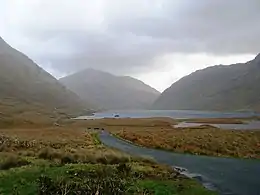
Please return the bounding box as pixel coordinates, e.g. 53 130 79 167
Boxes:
60 68 160 110
153 54 260 111
0 37 91 125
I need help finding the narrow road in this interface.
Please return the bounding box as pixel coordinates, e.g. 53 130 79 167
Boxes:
99 131 260 195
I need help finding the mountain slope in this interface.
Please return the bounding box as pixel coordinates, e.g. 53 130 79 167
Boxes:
0 37 89 124
60 69 160 110
153 54 260 111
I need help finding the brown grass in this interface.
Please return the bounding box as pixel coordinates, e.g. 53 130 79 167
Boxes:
2 117 259 162
178 118 246 124
66 117 176 129
103 118 260 159
0 127 94 153
0 121 150 165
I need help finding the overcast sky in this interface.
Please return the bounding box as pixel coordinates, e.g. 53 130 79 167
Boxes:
0 0 259 92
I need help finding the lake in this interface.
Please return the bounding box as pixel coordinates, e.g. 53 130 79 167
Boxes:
91 109 260 119
76 110 260 130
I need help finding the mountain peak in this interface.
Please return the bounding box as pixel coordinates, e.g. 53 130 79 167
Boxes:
60 69 160 110
0 36 7 47
0 36 14 54
0 37 89 119
0 36 8 45
81 68 114 76
254 53 260 63
153 54 260 111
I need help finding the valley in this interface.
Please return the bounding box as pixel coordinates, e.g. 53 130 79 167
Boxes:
0 120 214 195
1 22 260 194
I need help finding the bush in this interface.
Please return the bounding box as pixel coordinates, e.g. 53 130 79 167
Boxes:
37 166 134 195
38 148 52 160
19 150 35 157
117 163 132 176
0 144 7 152
60 154 75 165
0 155 30 170
37 148 135 166
38 148 62 160
94 153 131 165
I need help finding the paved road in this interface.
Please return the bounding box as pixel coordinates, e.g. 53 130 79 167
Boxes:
99 131 260 195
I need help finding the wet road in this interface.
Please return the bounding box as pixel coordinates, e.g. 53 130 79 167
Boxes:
99 131 260 195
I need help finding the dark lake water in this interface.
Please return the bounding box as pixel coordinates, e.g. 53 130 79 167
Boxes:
93 110 260 119
99 131 260 195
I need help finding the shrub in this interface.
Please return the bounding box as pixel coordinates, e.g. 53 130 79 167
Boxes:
38 148 62 160
20 150 35 157
117 163 132 176
60 154 75 165
0 155 30 170
95 154 130 165
37 166 134 195
38 148 52 160
0 144 7 152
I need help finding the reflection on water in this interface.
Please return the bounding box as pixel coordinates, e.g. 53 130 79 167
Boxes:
74 116 104 120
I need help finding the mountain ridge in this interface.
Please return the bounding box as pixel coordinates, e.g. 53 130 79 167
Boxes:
0 36 91 125
60 68 160 110
153 54 260 111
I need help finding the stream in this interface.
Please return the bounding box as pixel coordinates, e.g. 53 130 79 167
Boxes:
99 131 260 195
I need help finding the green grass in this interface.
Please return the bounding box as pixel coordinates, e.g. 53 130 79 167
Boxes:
133 180 217 195
0 162 215 195
91 132 102 145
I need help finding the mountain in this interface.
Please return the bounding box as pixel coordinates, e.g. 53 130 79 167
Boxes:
0 37 90 125
153 54 260 111
60 69 160 110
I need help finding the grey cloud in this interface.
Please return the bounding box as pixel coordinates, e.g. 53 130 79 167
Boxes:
30 30 165 74
109 0 260 55
1 0 260 76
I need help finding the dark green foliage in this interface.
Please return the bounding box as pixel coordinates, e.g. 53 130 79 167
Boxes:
0 163 215 195
91 132 102 145
37 165 134 195
95 154 130 165
117 163 132 176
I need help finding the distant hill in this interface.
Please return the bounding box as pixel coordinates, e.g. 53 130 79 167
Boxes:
153 54 260 111
0 37 90 126
60 69 160 110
